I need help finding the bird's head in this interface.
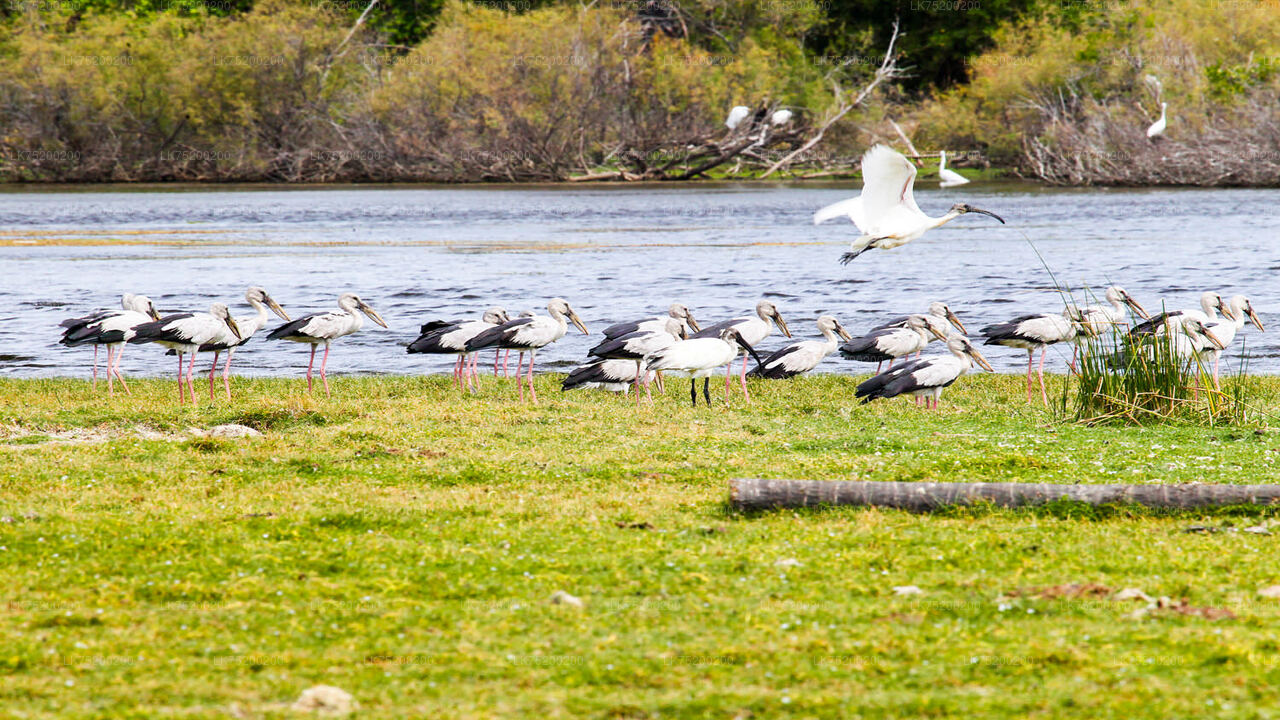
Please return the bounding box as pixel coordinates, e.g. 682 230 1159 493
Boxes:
1184 318 1225 350
950 335 994 372
212 303 242 340
483 306 509 325
664 318 688 340
1231 295 1264 331
342 293 387 328
929 301 966 334
909 314 948 342
1106 286 1149 320
757 300 791 338
722 328 764 365
669 303 700 333
549 298 588 335
248 286 290 321
948 203 1006 224
132 294 161 321
817 315 852 342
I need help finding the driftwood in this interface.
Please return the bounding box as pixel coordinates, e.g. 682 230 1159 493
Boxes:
730 478 1280 513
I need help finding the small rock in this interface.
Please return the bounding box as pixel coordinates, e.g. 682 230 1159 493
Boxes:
291 685 355 715
1114 588 1154 603
550 590 584 608
1258 586 1280 599
132 425 167 441
185 426 208 438
892 585 924 596
208 424 263 439
774 558 802 568
1243 526 1272 535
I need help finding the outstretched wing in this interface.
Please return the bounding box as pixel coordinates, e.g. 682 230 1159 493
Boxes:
859 145 919 231
812 196 867 231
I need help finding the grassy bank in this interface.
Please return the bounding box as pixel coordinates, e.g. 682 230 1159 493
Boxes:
3 374 1280 718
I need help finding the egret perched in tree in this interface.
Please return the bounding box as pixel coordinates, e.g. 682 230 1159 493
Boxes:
725 106 750 130
937 151 969 188
813 145 1005 264
855 335 994 409
1146 102 1168 138
770 109 793 126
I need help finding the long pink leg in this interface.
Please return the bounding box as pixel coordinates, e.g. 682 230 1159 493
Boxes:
105 345 115 397
887 358 894 371
187 352 199 405
725 362 733 402
526 350 538 404
1037 347 1049 406
110 344 131 396
208 350 220 400
493 351 500 377
876 361 882 374
515 352 525 400
92 345 99 390
222 351 233 400
453 356 462 390
177 353 186 404
306 345 316 393
468 353 480 391
656 371 665 394
739 354 751 404
1025 350 1034 402
503 349 512 378
320 343 331 397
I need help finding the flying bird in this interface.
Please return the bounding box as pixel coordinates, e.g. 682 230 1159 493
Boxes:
813 144 1005 263
267 293 388 396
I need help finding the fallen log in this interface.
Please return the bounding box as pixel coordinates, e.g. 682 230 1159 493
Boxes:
730 478 1280 513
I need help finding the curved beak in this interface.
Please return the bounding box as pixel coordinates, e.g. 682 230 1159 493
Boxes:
1203 326 1226 350
836 322 852 342
964 205 1005 224
773 311 792 338
1122 293 1150 321
266 295 290 322
1248 305 1265 332
685 312 701 334
358 301 388 328
735 332 765 365
945 309 966 334
148 304 161 321
225 316 242 341
928 325 949 342
1217 298 1235 322
968 347 994 372
569 309 589 335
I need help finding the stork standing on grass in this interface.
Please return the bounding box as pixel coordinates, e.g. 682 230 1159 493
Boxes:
1130 291 1229 337
643 327 765 407
407 307 510 390
266 293 388 397
1199 295 1264 387
588 317 686 400
841 315 946 373
128 304 242 405
185 287 290 400
749 315 852 379
601 303 700 339
870 301 967 353
1065 285 1149 369
692 299 790 401
856 335 994 409
562 358 638 394
464 298 589 404
981 310 1077 405
813 144 1005 264
59 293 161 395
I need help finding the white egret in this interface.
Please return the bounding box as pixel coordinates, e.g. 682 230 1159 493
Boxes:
813 145 1005 263
937 151 970 188
770 109 793 126
1146 102 1167 138
725 106 750 130
642 327 764 407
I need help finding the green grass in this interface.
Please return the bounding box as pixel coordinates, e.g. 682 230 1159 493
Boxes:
3 373 1280 718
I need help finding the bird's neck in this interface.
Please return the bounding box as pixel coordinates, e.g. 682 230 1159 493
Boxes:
249 299 268 323
930 210 963 230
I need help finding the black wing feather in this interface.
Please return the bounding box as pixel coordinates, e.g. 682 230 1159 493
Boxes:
267 314 322 341
127 314 195 344
748 344 804 379
465 317 534 351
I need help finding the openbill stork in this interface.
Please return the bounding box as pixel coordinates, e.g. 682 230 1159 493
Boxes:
561 358 638 393
407 307 509 390
128 303 242 404
464 298 588 404
841 315 946 373
59 293 160 395
981 310 1077 405
642 327 765 407
692 299 791 400
749 315 851 379
589 317 686 400
1199 295 1264 387
184 287 290 400
601 303 700 339
266 293 387 396
870 301 967 349
1130 291 1228 337
937 151 969 188
812 144 1005 264
1065 285 1149 368
856 335 993 409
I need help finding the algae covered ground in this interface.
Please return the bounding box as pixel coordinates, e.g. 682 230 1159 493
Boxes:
3 373 1280 718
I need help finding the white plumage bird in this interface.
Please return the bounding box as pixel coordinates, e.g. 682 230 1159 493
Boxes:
813 144 1005 264
589 317 686 399
407 307 509 390
1198 295 1264 386
937 150 970 188
870 301 967 345
856 335 994 409
1130 291 1229 338
464 298 589 404
601 303 700 339
643 327 764 406
749 315 851 379
692 299 791 398
1066 285 1149 368
266 292 388 396
191 287 290 400
841 315 946 373
981 310 1077 405
128 303 242 404
770 109 793 126
725 105 751 130
1146 102 1168 138
59 293 160 396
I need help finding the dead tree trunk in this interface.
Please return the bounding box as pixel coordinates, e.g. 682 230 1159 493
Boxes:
730 478 1280 513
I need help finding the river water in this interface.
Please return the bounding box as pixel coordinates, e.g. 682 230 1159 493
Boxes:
1 182 1276 378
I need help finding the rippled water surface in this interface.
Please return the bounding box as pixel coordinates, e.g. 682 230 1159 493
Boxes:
2 182 1276 378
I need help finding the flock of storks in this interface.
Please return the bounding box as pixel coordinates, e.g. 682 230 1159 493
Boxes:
55 144 1263 408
